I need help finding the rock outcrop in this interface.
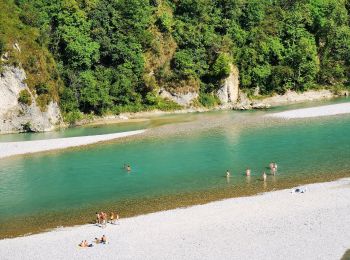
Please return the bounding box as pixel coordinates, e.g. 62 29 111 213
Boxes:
0 66 62 134
217 65 239 104
159 88 198 107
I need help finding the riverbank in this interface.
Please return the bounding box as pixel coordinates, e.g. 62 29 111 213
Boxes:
2 100 350 159
1 178 349 260
267 102 350 119
0 130 145 159
75 89 346 127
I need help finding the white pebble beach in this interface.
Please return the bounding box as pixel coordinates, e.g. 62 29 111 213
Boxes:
1 178 350 260
0 129 145 159
267 102 350 119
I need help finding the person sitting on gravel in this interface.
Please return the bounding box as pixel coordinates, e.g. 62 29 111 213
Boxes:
79 240 93 247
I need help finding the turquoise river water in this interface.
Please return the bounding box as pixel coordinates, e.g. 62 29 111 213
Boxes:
0 98 350 237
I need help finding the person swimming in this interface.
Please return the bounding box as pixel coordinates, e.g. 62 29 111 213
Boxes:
226 170 230 177
246 168 251 176
127 165 131 172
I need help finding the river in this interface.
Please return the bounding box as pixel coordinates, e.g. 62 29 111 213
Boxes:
0 98 349 237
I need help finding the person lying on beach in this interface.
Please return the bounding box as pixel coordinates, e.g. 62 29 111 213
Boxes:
95 237 101 244
101 235 107 244
79 240 93 247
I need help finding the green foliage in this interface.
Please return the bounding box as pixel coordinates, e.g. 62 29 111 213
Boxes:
63 111 83 125
198 92 220 108
0 39 4 55
212 53 231 78
18 89 32 106
156 13 173 33
145 91 181 110
35 83 49 95
10 0 350 118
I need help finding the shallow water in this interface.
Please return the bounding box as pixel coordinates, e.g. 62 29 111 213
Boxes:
0 98 350 237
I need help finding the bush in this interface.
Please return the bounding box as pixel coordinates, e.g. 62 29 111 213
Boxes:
154 98 181 111
63 111 83 125
22 122 33 132
212 53 231 78
0 39 5 55
198 92 220 108
35 83 49 95
18 89 32 105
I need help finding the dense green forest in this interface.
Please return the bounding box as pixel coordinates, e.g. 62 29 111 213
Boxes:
1 0 349 119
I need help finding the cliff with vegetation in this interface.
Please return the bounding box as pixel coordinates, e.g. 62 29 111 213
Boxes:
0 0 349 131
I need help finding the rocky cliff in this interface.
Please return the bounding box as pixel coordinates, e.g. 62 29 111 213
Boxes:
0 66 62 134
217 65 240 104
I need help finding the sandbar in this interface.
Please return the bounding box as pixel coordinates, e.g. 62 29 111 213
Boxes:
0 129 146 159
267 102 350 119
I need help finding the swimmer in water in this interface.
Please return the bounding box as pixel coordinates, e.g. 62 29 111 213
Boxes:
127 165 131 172
226 170 230 177
246 168 251 176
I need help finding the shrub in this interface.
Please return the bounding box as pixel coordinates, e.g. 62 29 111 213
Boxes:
198 93 220 108
18 89 32 106
212 53 231 78
0 39 5 55
155 98 181 111
63 111 83 125
22 122 33 132
35 83 49 95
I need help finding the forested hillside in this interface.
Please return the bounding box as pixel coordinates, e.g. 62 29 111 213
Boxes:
1 0 349 120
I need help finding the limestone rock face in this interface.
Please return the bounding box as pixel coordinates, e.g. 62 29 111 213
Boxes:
217 65 239 104
159 89 198 107
0 66 62 134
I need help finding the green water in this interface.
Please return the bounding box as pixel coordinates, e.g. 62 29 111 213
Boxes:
0 99 350 236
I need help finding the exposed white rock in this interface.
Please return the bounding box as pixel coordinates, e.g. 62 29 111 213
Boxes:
263 89 335 106
1 51 9 62
252 102 271 109
159 88 197 107
217 64 239 104
234 91 252 110
0 66 62 134
13 42 21 52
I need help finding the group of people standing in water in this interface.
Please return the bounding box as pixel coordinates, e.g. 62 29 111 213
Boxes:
95 211 119 228
226 162 278 181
